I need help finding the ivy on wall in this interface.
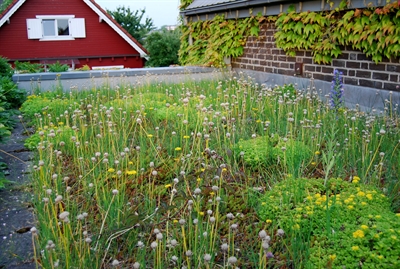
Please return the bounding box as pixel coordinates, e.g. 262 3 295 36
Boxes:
179 1 400 66
275 1 400 63
179 15 267 67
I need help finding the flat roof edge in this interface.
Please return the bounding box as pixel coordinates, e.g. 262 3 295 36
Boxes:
12 66 219 82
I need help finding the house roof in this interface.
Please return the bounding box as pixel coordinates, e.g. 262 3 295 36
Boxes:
0 0 148 58
181 0 386 20
186 0 238 10
181 0 289 17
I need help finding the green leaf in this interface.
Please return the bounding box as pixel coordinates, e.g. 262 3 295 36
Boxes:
250 26 259 36
294 21 304 35
304 24 314 36
342 10 355 22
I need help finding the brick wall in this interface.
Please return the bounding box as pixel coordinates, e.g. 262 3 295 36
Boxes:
232 22 400 91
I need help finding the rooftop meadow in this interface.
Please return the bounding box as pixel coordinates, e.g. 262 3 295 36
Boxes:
20 72 400 268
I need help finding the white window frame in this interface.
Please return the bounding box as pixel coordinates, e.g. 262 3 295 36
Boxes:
27 15 86 41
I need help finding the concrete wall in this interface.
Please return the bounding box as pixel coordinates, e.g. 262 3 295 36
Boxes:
234 68 400 113
12 66 225 94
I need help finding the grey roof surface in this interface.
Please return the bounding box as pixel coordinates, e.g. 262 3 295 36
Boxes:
186 0 240 9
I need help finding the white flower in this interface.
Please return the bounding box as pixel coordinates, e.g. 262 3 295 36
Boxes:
228 256 237 264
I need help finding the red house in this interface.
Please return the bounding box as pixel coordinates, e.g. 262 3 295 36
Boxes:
0 0 148 69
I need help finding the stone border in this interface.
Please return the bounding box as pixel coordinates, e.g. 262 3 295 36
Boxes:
12 66 224 93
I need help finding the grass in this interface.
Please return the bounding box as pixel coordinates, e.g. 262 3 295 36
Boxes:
20 73 400 268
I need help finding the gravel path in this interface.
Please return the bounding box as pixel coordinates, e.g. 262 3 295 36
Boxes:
0 117 36 269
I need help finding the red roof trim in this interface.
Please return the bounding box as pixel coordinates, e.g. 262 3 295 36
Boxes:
86 0 148 55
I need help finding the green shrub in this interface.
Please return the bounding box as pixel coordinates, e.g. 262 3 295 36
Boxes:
257 177 400 268
76 64 91 71
14 61 44 73
0 56 13 78
0 77 27 109
20 94 71 120
145 28 181 67
234 135 312 175
47 61 69 72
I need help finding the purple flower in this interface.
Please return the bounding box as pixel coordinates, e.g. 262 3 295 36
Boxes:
266 252 274 259
330 69 344 111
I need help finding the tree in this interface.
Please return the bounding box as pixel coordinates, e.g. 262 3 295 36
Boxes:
0 0 13 14
107 6 155 44
145 28 181 67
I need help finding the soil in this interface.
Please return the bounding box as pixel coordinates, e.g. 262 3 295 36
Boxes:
0 117 36 269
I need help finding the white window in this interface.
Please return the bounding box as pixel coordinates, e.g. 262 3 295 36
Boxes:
27 15 86 41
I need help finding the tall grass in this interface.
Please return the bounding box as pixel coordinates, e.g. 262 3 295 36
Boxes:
22 73 400 268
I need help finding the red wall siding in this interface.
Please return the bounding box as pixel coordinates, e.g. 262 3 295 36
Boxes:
0 0 144 68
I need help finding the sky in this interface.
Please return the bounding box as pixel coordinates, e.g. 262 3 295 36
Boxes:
95 0 181 28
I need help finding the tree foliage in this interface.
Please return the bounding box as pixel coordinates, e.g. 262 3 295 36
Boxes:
0 0 13 13
145 28 181 67
107 6 155 44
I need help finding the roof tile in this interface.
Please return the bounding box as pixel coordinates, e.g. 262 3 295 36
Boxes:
186 0 239 10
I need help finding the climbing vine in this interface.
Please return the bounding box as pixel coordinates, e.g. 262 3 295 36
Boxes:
275 1 400 63
179 15 268 67
179 1 399 66
179 0 193 10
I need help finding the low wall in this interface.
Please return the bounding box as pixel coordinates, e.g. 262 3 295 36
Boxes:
12 66 225 93
235 68 400 113
11 66 399 113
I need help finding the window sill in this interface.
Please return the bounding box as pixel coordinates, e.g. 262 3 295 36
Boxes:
39 36 75 41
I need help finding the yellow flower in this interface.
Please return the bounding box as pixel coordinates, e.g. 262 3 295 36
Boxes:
165 184 172 188
183 135 190 139
353 230 365 238
126 170 137 175
351 246 359 251
352 176 360 183
175 147 182 151
173 219 178 224
261 202 266 205
315 151 320 155
147 134 153 138
196 177 202 182
360 225 368 230
266 219 272 224
293 224 300 230
357 191 365 197
375 215 381 219
58 122 64 125
199 212 204 216
128 161 133 165
366 194 373 200
329 254 337 261
347 205 354 210
311 162 316 166
108 168 115 173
